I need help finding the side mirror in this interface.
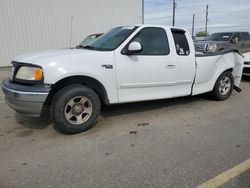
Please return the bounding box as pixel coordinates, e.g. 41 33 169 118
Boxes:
125 41 142 55
128 41 142 51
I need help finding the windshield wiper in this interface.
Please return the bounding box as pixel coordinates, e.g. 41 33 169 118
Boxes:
76 45 96 50
76 45 110 51
78 45 96 50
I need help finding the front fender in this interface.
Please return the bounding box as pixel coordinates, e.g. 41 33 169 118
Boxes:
46 70 118 104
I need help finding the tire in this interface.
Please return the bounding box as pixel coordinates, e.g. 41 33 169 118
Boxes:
212 71 234 101
51 85 101 134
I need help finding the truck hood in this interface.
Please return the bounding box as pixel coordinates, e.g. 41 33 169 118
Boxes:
12 48 115 85
13 49 97 64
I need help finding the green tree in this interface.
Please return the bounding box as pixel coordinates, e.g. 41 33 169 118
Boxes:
196 31 209 37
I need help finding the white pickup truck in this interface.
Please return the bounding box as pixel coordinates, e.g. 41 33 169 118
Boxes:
1 25 244 134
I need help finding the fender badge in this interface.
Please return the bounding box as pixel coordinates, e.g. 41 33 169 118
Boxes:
101 64 113 69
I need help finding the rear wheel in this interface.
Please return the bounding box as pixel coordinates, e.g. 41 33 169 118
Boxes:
51 85 101 134
212 71 234 101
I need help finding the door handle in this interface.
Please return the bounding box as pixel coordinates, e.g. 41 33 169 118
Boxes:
166 65 176 69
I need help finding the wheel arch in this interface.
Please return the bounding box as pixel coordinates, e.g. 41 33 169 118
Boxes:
192 67 234 96
212 67 233 89
211 69 234 100
44 75 110 106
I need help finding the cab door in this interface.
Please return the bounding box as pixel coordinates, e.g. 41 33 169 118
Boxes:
115 27 177 103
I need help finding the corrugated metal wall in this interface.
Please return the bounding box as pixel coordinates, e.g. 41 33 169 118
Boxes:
0 0 142 67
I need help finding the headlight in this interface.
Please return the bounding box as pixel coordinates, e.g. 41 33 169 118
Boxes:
15 66 43 81
207 44 217 52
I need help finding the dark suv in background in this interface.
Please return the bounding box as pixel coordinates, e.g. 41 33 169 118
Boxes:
194 32 250 54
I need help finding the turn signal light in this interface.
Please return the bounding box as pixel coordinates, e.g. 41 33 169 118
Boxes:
33 68 43 81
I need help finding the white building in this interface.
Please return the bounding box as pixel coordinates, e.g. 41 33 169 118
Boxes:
0 0 143 67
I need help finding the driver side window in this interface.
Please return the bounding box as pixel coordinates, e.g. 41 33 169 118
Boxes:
130 27 170 55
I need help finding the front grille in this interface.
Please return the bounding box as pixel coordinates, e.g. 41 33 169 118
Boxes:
195 43 207 52
243 67 250 74
244 62 250 65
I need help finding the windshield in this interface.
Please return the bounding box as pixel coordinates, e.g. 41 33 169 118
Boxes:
84 26 138 51
208 33 233 41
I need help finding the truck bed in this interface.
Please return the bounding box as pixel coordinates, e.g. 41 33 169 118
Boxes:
193 50 244 95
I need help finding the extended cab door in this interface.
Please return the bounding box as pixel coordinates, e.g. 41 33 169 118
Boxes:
170 29 196 97
114 27 177 103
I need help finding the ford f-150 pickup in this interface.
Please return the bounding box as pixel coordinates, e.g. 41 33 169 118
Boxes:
195 31 250 54
1 25 244 134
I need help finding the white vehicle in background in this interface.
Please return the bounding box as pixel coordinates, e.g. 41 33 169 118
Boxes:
1 25 244 134
243 52 250 76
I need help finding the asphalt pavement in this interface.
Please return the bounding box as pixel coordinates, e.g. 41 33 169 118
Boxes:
0 68 249 188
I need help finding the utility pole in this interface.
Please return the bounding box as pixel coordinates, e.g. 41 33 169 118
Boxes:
192 14 195 37
172 0 177 26
205 4 208 36
142 0 144 24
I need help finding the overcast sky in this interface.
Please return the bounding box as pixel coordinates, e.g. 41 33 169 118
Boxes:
144 0 250 35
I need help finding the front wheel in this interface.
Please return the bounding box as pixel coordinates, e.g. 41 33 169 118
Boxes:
51 85 101 134
212 71 234 101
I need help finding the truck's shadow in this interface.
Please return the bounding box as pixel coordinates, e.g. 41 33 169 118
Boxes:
15 110 52 129
101 96 203 118
14 95 204 130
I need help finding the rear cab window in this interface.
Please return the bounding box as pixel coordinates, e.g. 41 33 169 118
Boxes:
171 29 190 56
